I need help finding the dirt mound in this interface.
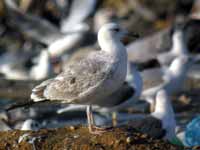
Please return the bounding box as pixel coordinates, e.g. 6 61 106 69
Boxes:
0 126 182 150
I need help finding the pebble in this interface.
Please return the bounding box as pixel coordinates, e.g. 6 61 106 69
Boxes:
70 126 75 131
126 137 132 144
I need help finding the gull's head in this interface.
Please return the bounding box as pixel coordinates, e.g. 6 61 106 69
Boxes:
98 23 138 43
170 23 184 41
170 23 188 54
172 29 184 43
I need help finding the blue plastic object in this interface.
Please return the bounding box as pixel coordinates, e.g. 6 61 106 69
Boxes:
185 116 200 146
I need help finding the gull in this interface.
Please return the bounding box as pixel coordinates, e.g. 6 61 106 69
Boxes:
30 23 139 134
29 50 53 80
108 89 176 141
156 27 188 66
126 28 170 63
127 19 200 67
49 0 96 58
56 79 147 122
0 50 52 80
0 51 32 80
60 0 96 33
60 49 143 112
57 81 135 113
142 55 199 105
128 26 188 67
4 0 95 58
151 89 176 140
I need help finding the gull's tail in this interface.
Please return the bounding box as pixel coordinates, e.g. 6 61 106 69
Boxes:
5 100 36 111
5 79 53 111
31 79 53 102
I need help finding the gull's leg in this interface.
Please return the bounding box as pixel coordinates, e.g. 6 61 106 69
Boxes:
112 112 117 127
86 105 112 134
86 105 94 132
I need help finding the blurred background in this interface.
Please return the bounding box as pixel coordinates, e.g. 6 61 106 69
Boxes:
0 0 200 147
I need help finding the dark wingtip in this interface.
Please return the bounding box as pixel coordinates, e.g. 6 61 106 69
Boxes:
5 100 35 112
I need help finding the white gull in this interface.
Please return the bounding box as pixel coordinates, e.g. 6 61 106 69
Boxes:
4 0 95 58
0 50 52 80
156 27 188 66
142 55 199 105
105 89 176 141
151 89 176 140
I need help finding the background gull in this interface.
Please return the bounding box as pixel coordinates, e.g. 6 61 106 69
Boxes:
48 0 96 57
60 0 96 33
126 19 200 67
107 89 176 141
0 49 52 80
126 28 170 64
151 89 176 141
30 23 139 134
156 26 188 66
141 55 200 106
127 19 200 90
127 25 186 68
4 0 96 58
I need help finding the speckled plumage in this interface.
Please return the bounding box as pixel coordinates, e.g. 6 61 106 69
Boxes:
32 51 120 105
31 23 133 109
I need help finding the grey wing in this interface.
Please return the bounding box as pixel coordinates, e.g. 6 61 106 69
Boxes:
96 82 134 107
127 28 170 63
32 52 116 103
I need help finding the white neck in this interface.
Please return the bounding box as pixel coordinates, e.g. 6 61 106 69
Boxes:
98 32 127 60
30 50 51 80
97 30 128 90
153 95 174 116
151 91 176 140
171 30 188 55
168 58 187 78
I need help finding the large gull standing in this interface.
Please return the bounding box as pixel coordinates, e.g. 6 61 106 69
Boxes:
31 23 138 134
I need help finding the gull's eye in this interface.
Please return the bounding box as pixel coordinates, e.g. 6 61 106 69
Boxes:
113 28 120 32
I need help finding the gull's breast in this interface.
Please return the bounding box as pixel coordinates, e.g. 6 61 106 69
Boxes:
105 55 127 94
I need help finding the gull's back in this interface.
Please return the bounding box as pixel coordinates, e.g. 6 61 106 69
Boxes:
31 51 119 105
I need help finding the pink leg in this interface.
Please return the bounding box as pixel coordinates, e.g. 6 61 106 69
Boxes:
86 105 112 134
